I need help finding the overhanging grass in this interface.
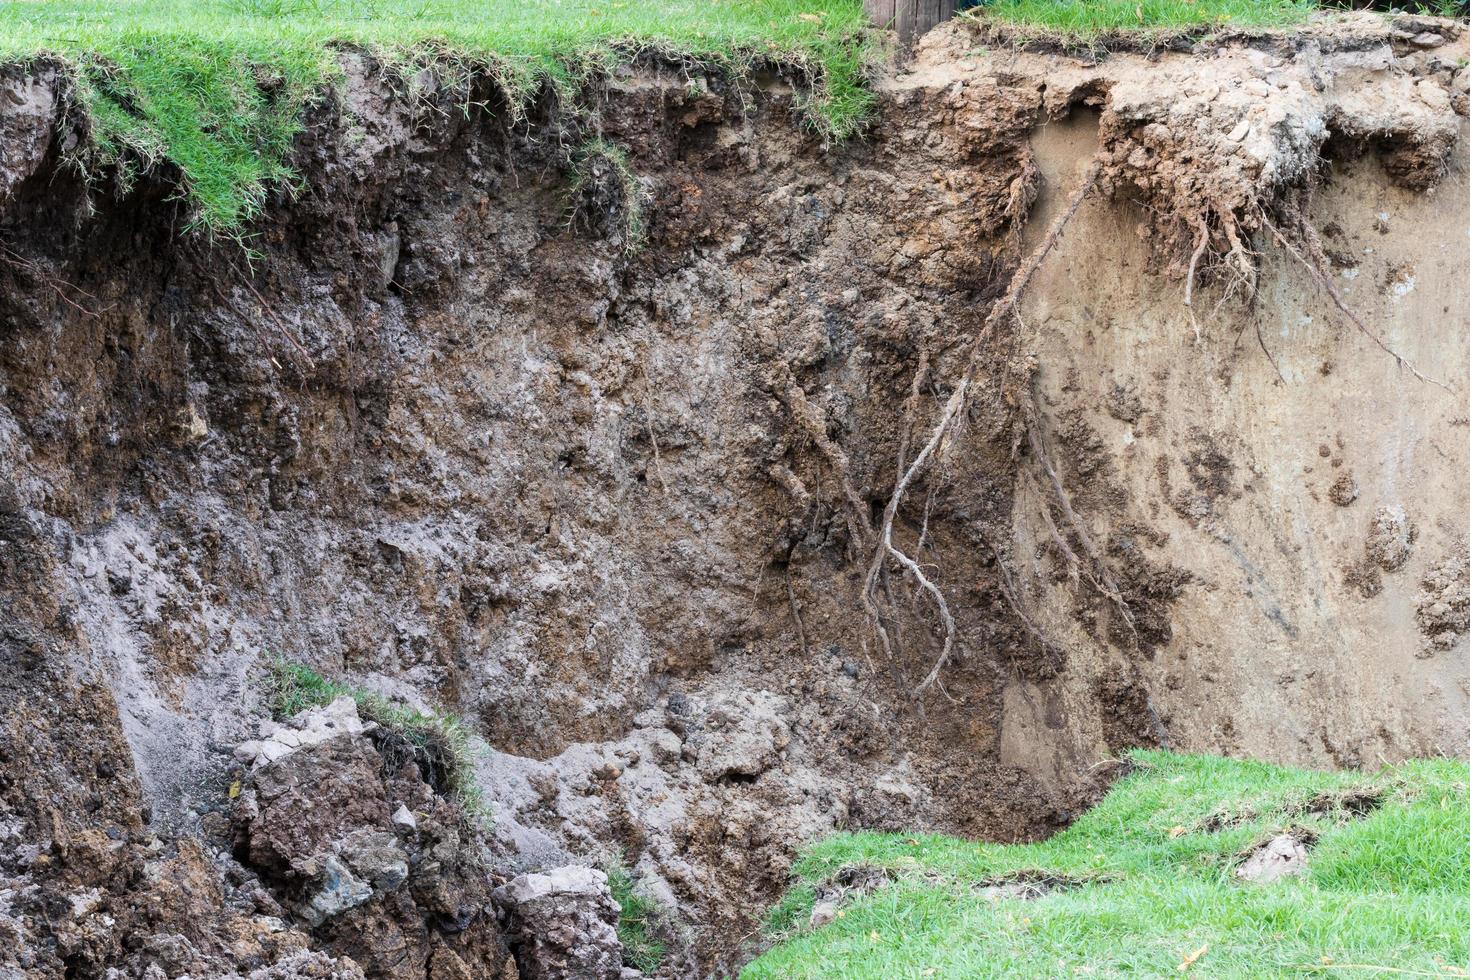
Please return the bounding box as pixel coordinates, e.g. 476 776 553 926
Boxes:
745 750 1470 978
1 0 879 235
2 1 1450 238
266 657 485 816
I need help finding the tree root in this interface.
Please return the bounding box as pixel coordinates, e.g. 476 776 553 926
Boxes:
0 242 104 319
640 361 668 491
773 375 875 550
979 528 1058 663
775 154 1442 721
210 268 317 374
1253 314 1288 385
767 363 907 676
858 150 1163 742
786 566 809 658
1262 198 1449 391
1021 401 1134 637
1183 216 1209 342
867 156 1105 698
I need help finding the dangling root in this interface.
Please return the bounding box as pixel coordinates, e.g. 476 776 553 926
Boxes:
793 152 1444 707
868 156 1105 698
0 243 103 319
1219 211 1258 296
860 350 933 693
774 374 875 549
786 566 809 658
979 528 1059 661
1021 401 1134 638
1182 216 1209 342
1175 207 1281 381
821 135 1451 708
1253 319 1287 385
1261 200 1450 392
767 364 906 673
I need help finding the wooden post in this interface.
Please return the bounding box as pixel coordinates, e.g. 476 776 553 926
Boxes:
865 0 954 44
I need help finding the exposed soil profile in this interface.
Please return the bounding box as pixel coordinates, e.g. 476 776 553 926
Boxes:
2 11 1470 978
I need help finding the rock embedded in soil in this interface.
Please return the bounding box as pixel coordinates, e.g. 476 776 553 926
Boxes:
234 696 375 770
492 867 624 980
231 728 514 976
1236 834 1310 884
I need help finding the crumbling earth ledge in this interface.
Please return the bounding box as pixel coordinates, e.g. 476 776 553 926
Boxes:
2 11 1470 977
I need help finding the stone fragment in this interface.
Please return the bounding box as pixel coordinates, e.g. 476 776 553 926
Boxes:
1236 834 1308 883
297 855 374 927
233 696 373 770
341 830 409 892
695 692 789 782
493 867 622 979
808 901 838 929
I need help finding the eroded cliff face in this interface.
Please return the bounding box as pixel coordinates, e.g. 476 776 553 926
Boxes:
1 12 1469 977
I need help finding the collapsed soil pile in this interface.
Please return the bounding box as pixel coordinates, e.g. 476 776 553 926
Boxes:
2 11 1470 977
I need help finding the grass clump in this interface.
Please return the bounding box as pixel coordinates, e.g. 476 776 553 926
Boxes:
745 750 1470 978
0 0 880 236
266 658 484 815
568 138 649 254
605 860 668 974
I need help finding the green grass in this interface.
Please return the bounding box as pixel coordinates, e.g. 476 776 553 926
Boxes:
266 658 486 816
568 137 649 253
0 0 879 236
966 0 1464 39
3 1 1452 239
745 750 1470 978
967 0 1317 34
606 860 668 974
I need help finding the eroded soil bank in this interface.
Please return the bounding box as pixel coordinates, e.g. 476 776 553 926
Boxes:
2 12 1469 977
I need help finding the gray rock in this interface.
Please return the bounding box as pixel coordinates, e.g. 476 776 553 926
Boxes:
241 949 368 979
493 866 622 979
1236 834 1309 884
808 900 838 929
297 855 374 927
390 804 417 832
341 830 409 892
234 696 374 770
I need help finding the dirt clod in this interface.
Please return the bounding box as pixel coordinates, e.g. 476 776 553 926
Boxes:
1366 505 1417 572
1236 833 1310 884
1418 546 1470 653
1329 473 1359 507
